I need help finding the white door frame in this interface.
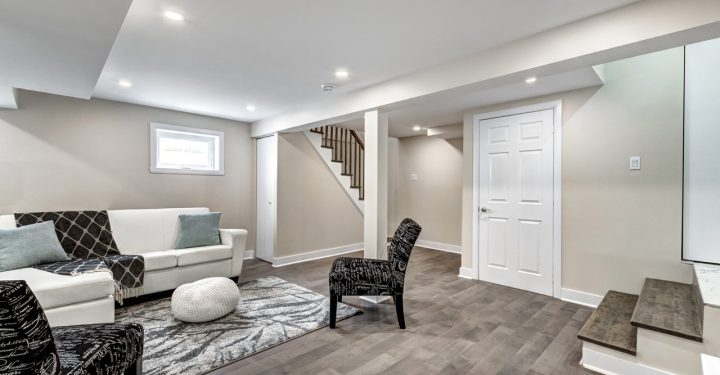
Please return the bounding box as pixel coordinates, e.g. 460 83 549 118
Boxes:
472 101 562 298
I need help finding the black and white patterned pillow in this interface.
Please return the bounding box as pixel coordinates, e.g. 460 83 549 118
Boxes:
15 211 121 259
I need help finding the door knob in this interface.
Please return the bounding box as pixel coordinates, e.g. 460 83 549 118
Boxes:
480 207 489 213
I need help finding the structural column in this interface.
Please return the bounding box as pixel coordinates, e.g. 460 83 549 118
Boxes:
363 110 389 260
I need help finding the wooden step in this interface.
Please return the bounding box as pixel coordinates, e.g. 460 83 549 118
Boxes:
630 278 703 342
578 291 639 355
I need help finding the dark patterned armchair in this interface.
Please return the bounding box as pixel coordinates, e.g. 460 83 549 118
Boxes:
0 280 143 375
329 218 421 329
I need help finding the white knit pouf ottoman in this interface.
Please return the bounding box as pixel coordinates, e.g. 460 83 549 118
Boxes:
171 277 240 323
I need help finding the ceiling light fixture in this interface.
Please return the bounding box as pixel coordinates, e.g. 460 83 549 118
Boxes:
321 83 336 93
246 104 256 112
525 77 537 84
412 125 422 132
335 69 349 79
117 79 133 88
164 11 186 21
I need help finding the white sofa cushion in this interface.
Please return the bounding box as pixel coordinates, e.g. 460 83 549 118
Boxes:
142 251 177 271
0 214 16 229
108 207 210 254
0 267 113 309
174 245 232 267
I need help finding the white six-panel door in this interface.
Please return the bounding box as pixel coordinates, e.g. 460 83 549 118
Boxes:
478 109 555 296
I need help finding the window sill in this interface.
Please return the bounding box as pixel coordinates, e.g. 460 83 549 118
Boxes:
149 167 225 176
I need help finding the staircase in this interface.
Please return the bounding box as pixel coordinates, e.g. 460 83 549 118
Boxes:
577 271 718 374
305 126 365 212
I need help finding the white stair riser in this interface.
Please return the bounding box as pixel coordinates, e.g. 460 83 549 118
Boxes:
581 343 672 375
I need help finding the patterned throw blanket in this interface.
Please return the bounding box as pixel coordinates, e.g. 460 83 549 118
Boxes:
15 211 144 304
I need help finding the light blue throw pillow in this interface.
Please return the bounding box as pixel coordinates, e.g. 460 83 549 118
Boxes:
175 212 222 249
0 221 70 272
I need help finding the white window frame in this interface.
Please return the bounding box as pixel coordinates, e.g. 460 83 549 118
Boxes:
150 122 225 176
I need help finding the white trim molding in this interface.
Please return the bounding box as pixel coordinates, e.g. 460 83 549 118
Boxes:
458 267 475 279
243 249 256 260
415 240 461 254
359 296 392 304
581 345 672 375
561 288 604 308
471 100 563 298
149 122 225 176
272 243 363 267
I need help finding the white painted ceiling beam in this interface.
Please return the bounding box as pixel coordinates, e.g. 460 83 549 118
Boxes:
427 124 463 140
0 0 132 103
251 0 720 137
0 88 18 109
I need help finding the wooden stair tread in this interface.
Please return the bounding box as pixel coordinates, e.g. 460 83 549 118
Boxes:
578 291 638 355
630 278 703 342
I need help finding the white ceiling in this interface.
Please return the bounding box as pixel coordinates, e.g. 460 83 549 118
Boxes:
0 0 131 108
336 67 604 138
91 0 635 123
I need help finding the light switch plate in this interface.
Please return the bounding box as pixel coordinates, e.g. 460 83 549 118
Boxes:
630 156 641 170
410 173 418 181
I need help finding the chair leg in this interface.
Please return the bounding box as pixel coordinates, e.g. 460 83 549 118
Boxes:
338 295 342 303
395 294 406 329
330 294 338 328
125 358 142 375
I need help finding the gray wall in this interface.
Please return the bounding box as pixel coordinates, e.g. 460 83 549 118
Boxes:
0 90 255 249
392 134 463 246
276 132 363 257
462 47 689 296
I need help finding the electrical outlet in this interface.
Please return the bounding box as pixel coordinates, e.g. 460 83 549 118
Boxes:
410 173 418 181
630 156 641 170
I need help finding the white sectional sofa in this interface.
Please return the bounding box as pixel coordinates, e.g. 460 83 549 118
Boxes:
0 207 247 327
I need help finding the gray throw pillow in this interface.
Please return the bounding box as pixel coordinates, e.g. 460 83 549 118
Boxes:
175 212 222 249
0 221 70 272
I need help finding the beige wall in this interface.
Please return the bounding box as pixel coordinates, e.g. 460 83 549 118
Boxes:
462 47 690 296
0 90 255 249
393 134 463 246
276 132 363 257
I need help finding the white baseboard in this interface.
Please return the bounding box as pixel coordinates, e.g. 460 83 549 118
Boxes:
458 267 475 279
359 296 392 304
415 239 461 254
243 249 255 259
561 288 603 308
581 345 671 375
272 243 363 267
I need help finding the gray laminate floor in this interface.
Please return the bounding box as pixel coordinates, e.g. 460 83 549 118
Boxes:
208 247 594 375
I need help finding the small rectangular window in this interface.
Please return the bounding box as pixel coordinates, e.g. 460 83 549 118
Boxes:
150 123 224 175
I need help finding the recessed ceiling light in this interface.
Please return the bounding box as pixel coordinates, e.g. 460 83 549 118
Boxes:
335 69 349 79
117 79 133 88
412 125 423 132
321 83 336 93
246 104 256 112
525 77 537 84
164 11 186 21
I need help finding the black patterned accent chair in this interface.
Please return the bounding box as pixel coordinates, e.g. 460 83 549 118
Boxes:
0 280 144 375
329 218 422 329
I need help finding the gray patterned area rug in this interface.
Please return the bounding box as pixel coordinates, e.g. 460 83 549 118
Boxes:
115 276 360 375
